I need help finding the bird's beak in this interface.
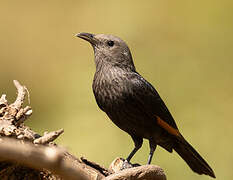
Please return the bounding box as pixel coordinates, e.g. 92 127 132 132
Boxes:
76 32 97 45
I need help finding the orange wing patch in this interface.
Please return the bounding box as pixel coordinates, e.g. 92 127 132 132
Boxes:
156 116 181 137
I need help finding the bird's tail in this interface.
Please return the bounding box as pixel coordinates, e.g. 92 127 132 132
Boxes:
173 137 216 178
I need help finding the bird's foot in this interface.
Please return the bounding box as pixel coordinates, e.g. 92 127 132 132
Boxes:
123 160 140 169
109 157 141 173
122 159 134 170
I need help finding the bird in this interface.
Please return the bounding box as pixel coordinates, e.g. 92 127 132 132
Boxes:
76 32 216 178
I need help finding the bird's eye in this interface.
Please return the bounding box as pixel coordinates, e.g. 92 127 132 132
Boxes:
107 40 114 47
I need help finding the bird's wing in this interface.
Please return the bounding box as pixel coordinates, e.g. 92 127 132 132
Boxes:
129 73 179 134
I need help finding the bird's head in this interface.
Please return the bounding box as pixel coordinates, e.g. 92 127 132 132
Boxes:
77 32 135 70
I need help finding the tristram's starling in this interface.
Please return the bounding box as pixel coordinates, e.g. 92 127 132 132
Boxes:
76 32 216 178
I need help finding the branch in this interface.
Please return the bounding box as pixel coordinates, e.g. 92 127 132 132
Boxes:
0 138 89 180
106 165 166 180
0 80 167 180
103 158 166 180
0 80 107 179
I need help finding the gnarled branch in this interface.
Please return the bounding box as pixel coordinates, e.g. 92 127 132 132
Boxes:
0 80 166 180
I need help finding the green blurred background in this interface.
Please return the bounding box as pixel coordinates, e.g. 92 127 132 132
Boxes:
0 1 232 179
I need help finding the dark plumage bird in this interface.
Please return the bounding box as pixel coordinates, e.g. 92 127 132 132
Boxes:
76 32 215 178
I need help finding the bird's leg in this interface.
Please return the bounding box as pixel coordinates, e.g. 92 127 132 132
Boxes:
126 135 143 163
147 141 157 164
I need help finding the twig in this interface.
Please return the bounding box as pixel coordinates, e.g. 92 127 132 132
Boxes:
34 129 64 144
10 80 26 110
81 157 111 176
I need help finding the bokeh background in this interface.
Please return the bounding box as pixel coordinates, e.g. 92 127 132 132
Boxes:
0 1 232 179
